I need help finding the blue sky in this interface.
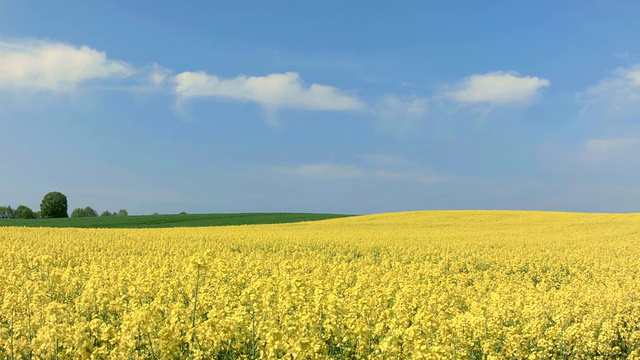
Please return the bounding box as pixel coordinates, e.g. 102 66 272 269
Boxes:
1 1 640 215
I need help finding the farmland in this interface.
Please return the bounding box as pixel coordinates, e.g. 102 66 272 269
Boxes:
1 210 639 358
0 212 353 228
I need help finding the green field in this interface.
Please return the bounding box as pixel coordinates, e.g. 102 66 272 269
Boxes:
0 212 354 228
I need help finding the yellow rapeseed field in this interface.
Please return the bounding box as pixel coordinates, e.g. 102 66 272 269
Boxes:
1 211 640 359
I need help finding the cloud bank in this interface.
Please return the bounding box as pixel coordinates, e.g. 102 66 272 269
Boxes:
174 71 363 111
0 39 134 91
447 71 549 105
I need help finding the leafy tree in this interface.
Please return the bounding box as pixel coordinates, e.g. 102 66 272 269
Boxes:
83 206 98 217
71 206 99 218
117 209 128 216
0 205 15 219
152 212 159 216
14 205 35 219
40 192 68 218
179 211 187 215
71 208 83 218
34 211 42 219
101 210 112 217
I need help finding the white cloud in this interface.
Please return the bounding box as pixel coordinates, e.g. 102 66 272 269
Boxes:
174 71 363 111
582 65 640 115
447 71 549 105
627 71 640 86
148 63 171 87
0 39 134 91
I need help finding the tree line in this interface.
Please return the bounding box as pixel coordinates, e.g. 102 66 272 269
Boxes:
0 191 128 219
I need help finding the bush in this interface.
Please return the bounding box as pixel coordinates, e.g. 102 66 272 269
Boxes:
14 205 35 219
0 205 14 219
117 209 128 216
101 210 112 217
71 207 98 218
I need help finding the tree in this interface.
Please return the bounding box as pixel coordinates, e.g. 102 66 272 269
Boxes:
40 192 68 218
84 207 97 217
71 206 99 218
14 205 35 219
100 210 112 217
117 209 128 216
71 208 83 218
0 205 14 219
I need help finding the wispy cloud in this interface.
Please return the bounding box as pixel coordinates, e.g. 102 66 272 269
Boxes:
272 159 445 184
361 154 412 166
376 95 428 118
580 64 640 118
538 137 640 181
583 138 640 164
584 138 639 153
446 71 549 105
147 63 172 87
271 163 365 180
374 168 444 184
373 95 429 135
174 71 364 111
0 39 134 92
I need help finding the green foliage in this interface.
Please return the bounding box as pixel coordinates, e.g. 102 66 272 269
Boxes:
40 191 68 218
71 206 98 218
117 209 128 216
0 205 14 219
0 213 354 228
14 205 35 219
100 210 112 217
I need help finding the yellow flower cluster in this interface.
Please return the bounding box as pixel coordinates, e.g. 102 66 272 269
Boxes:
1 211 640 359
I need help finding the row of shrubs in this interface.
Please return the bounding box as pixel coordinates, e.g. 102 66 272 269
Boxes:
0 205 37 219
2 190 131 220
72 208 129 218
0 205 129 219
